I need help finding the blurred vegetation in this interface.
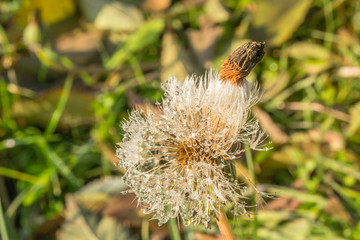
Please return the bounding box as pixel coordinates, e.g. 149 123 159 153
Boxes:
0 0 360 239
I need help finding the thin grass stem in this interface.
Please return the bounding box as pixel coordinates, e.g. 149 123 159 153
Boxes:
45 73 74 136
0 198 9 240
129 56 146 86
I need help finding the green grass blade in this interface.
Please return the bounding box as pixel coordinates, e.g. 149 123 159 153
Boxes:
37 138 81 188
129 56 146 85
321 157 360 181
105 18 165 69
0 79 11 121
0 167 38 183
0 198 9 240
6 169 53 217
268 187 328 209
45 74 74 136
267 76 316 108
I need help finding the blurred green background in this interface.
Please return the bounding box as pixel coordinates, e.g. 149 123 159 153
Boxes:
1 0 360 239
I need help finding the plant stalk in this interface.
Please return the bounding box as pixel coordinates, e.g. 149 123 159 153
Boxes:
168 217 181 240
0 198 9 240
141 219 150 240
216 207 236 240
245 144 258 240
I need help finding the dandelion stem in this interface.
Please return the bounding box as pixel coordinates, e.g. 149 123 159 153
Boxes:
168 218 181 240
245 144 258 240
141 219 149 240
216 207 236 240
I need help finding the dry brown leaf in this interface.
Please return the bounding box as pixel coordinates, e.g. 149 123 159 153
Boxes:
324 193 352 222
58 194 133 240
143 0 171 12
31 214 65 240
96 141 125 174
11 88 95 128
181 0 207 7
277 102 351 122
102 194 141 228
53 30 103 65
125 89 162 116
323 131 345 152
102 194 171 238
263 196 301 211
77 192 109 213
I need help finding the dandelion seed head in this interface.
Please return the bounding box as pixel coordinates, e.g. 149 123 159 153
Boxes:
116 69 267 226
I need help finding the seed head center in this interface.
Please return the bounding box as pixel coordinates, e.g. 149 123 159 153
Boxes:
176 139 216 168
